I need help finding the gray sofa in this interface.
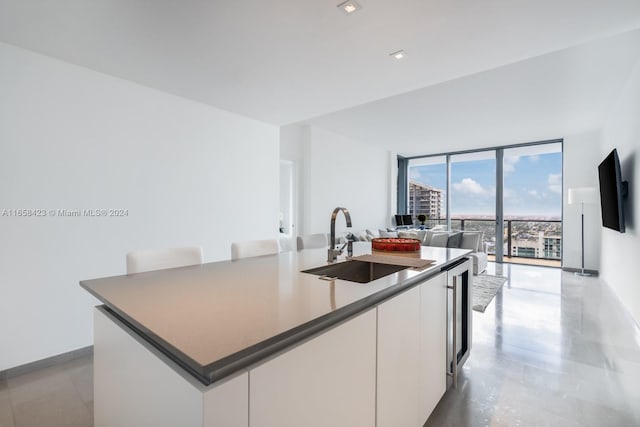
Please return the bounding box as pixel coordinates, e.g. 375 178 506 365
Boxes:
339 228 488 276
398 229 488 275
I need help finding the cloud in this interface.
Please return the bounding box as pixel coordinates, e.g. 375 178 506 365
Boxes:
503 155 519 174
453 178 488 195
548 173 562 193
529 155 540 163
528 190 539 197
409 169 421 180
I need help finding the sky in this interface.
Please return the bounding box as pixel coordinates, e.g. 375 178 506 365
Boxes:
409 152 562 218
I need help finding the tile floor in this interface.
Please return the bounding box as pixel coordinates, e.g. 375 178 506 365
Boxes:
1 263 639 427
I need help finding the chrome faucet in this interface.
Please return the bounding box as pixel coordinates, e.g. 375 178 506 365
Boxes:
328 207 353 263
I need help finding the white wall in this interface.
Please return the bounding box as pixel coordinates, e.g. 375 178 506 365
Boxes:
600 59 640 326
280 124 306 165
562 131 603 271
0 43 279 370
301 127 391 237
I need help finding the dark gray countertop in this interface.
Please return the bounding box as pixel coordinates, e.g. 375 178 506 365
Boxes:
81 242 470 385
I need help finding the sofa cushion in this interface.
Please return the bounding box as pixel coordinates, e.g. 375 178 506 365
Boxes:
425 229 485 251
379 230 399 238
429 232 449 247
460 232 481 252
423 230 434 245
424 230 447 245
398 230 418 239
446 232 463 248
414 230 427 244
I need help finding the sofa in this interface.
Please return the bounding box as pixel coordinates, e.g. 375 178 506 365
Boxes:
338 228 488 276
423 230 488 275
395 229 488 275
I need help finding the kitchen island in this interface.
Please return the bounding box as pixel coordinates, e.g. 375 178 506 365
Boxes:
81 242 472 427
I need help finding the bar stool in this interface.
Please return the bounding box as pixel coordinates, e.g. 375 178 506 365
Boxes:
126 246 204 274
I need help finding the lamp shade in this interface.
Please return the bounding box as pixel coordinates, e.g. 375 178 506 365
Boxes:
568 187 598 205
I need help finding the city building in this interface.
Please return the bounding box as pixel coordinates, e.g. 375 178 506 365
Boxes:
543 234 562 259
511 231 562 260
408 181 442 219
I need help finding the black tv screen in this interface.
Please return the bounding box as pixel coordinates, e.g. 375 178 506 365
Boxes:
598 149 626 233
394 214 414 226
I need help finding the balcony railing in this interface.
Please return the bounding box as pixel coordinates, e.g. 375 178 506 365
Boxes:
422 217 562 262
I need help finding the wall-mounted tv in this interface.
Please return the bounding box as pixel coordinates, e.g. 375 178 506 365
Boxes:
598 149 628 233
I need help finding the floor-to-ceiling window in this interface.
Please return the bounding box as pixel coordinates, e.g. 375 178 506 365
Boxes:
407 156 447 227
450 151 496 250
502 143 563 264
399 140 563 266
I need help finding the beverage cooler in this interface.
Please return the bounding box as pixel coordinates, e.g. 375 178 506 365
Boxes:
442 257 473 389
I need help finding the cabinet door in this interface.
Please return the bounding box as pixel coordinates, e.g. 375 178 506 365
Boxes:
94 307 248 427
377 286 422 427
419 272 447 422
249 309 376 427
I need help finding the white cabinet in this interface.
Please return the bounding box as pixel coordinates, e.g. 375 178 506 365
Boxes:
419 272 447 421
94 269 457 427
251 272 449 427
249 309 377 427
94 308 248 427
377 285 422 427
377 272 448 427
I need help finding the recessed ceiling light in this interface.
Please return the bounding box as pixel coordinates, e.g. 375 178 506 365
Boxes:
338 1 362 14
390 50 407 60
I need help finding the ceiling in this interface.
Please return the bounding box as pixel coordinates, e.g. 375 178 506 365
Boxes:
307 29 640 156
1 0 640 132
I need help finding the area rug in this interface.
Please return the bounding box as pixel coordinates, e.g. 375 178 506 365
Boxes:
473 274 508 313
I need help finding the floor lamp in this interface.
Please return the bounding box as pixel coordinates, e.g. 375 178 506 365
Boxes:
568 187 598 276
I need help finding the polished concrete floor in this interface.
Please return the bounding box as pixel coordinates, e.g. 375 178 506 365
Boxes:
1 263 639 426
426 263 640 426
0 355 93 427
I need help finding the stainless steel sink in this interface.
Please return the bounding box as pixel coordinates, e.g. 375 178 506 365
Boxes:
301 260 407 283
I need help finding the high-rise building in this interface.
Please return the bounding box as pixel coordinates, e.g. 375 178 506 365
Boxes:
511 230 562 260
409 181 442 219
543 235 562 259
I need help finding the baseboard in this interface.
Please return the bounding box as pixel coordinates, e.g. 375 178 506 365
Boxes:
0 345 93 380
561 267 599 276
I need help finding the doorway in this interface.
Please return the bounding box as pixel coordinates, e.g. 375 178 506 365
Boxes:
279 160 294 237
